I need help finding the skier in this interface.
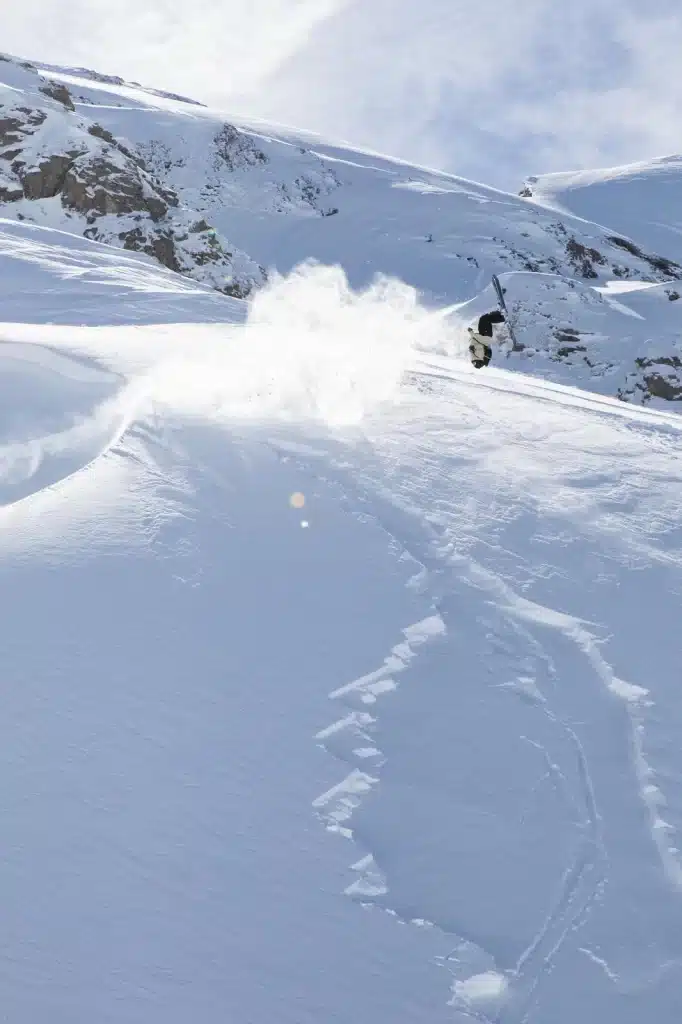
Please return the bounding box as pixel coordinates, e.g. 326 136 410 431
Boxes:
468 310 505 369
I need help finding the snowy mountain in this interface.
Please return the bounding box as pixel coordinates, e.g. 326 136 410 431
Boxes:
521 155 682 268
0 55 264 296
2 51 682 405
2 51 682 1024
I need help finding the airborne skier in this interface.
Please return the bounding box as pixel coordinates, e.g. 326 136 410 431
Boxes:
468 310 505 369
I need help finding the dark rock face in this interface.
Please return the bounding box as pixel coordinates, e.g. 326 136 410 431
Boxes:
634 356 682 402
22 153 77 198
62 156 170 220
0 69 264 297
565 238 607 279
39 81 75 111
213 123 268 171
607 236 682 280
118 226 180 272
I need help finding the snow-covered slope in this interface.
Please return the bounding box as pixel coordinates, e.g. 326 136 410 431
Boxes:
0 55 264 296
2 52 682 404
522 156 682 268
2 189 682 1024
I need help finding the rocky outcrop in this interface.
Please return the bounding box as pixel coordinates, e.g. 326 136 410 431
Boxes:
39 80 75 111
607 235 682 280
0 59 265 297
22 153 77 198
213 123 267 171
116 226 180 272
626 357 682 403
63 155 171 220
564 237 607 279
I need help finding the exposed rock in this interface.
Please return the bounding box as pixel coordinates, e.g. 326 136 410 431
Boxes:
0 117 25 148
273 165 342 216
69 67 126 87
554 327 582 342
87 123 151 172
22 153 78 198
0 182 23 202
62 156 169 220
607 235 682 279
191 233 225 265
636 355 682 370
555 344 587 359
39 81 75 111
640 372 682 402
87 123 118 147
0 71 265 299
565 237 606 279
13 107 46 127
618 355 682 403
213 123 267 171
118 226 180 272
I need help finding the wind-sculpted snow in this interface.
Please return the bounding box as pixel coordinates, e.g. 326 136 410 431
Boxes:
0 341 134 509
2 221 682 1023
284 363 682 1022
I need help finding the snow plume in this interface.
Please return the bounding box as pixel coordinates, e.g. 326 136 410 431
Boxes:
153 262 465 427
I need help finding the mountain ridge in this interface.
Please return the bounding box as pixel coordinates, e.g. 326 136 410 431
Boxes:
2 50 681 405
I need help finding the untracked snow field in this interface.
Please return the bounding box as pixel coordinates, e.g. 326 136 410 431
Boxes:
1 221 682 1024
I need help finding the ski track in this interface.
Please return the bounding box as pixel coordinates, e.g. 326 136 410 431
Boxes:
3 312 682 1020
267 361 682 1022
304 466 610 1024
12 334 669 1022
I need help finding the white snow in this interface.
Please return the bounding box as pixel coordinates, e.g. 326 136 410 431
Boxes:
5 54 682 406
2 54 682 1024
525 155 682 265
452 969 509 1007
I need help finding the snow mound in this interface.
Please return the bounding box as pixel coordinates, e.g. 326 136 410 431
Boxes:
0 341 130 508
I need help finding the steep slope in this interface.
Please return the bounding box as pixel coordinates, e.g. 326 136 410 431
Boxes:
2 213 682 1024
2 52 682 405
516 157 682 403
521 156 682 268
40 61 682 300
0 55 264 296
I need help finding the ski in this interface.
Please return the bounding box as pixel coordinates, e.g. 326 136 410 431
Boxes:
492 274 520 350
